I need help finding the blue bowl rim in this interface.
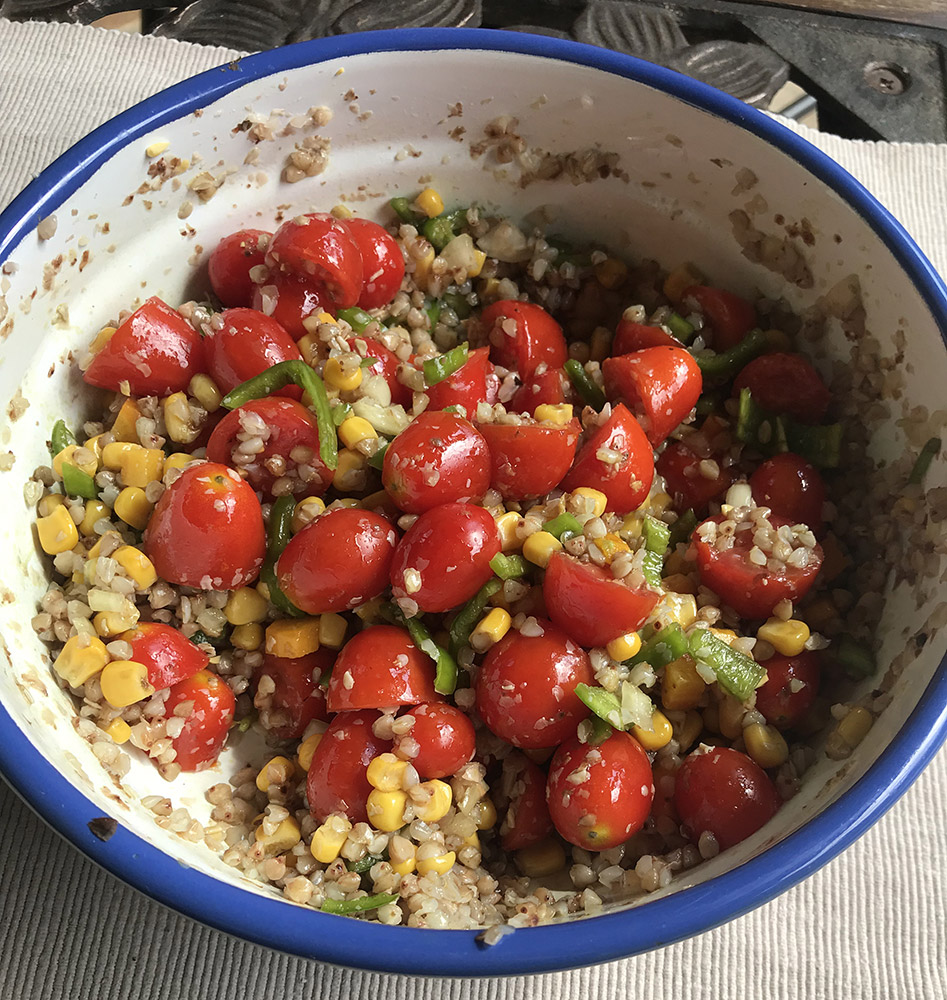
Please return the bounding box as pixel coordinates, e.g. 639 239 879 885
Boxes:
1 26 946 977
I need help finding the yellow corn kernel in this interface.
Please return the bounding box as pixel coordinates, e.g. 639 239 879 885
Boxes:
570 487 607 519
515 837 567 878
413 244 436 286
292 496 326 533
594 257 628 290
85 536 107 560
648 492 672 516
461 831 480 850
111 397 142 442
662 262 703 305
652 591 698 631
837 706 873 749
523 530 562 568
297 732 323 772
231 623 263 651
94 610 138 638
100 659 155 708
606 632 642 662
473 796 497 830
88 325 116 356
120 446 165 488
367 753 409 791
113 487 152 530
323 356 363 392
709 627 738 645
366 789 408 832
593 532 631 564
533 403 574 426
296 332 319 365
256 755 296 793
225 586 269 626
494 511 523 553
416 849 455 877
105 717 131 744
632 708 673 750
353 596 385 623
662 572 697 595
330 203 354 220
757 618 810 658
188 373 222 413
102 441 136 470
83 434 105 464
37 504 79 555
467 248 487 279
338 416 377 450
163 452 195 474
415 187 444 218
255 815 302 855
412 780 452 823
470 608 512 649
319 612 348 650
661 655 706 711
113 545 157 590
78 499 109 537
619 515 642 543
717 693 745 740
310 815 351 863
391 857 416 877
38 493 67 517
53 634 109 687
53 443 98 479
264 618 321 658
163 392 200 444
677 709 704 752
333 448 368 492
145 140 170 158
743 723 789 769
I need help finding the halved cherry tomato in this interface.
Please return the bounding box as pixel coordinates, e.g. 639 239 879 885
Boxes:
395 703 476 779
656 440 733 515
754 652 821 730
507 365 572 415
733 352 831 424
390 502 499 613
475 621 593 749
266 212 363 310
603 346 702 446
693 513 823 620
674 746 780 849
682 285 756 351
207 228 271 307
326 625 439 712
478 419 581 500
342 217 406 310
118 622 208 691
613 320 679 355
83 297 205 396
382 410 491 514
425 346 493 416
254 650 331 739
252 273 328 341
498 752 554 851
543 551 660 649
203 308 302 398
277 507 397 614
750 452 826 532
562 403 655 515
481 300 568 378
145 462 265 590
546 730 653 850
347 336 413 409
206 397 332 499
307 709 391 824
163 669 236 772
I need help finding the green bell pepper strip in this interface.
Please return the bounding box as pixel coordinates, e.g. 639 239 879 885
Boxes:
587 713 614 746
542 512 583 541
737 388 842 469
575 683 624 729
49 419 76 457
908 436 940 486
422 216 455 252
563 359 606 411
384 603 458 695
628 622 689 668
261 495 304 618
640 549 664 588
688 628 765 702
221 360 337 472
321 892 399 915
368 441 389 471
423 343 468 386
61 463 98 499
332 402 353 427
488 552 528 580
666 312 695 344
337 307 374 333
389 197 420 224
835 635 876 678
668 509 697 549
643 515 671 554
448 578 502 657
691 327 770 380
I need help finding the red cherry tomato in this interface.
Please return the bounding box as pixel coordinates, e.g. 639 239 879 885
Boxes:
382 411 491 514
656 440 733 515
118 622 208 690
733 352 831 424
342 217 406 310
543 551 660 649
254 650 332 739
251 273 328 341
674 747 780 850
693 513 823 619
206 397 333 500
498 752 554 851
266 212 363 310
682 285 756 351
750 453 826 531
754 652 821 730
347 336 413 409
207 229 271 307
613 320 679 355
83 297 205 396
425 347 494 416
507 365 572 415
395 703 476 779
326 625 439 713
561 403 655 515
307 710 391 824
475 621 593 749
203 308 302 398
145 463 265 590
163 670 236 772
390 502 499 613
478 419 581 500
481 300 568 378
277 507 397 614
546 730 654 850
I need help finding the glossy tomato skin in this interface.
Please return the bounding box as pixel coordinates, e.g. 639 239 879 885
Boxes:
682 285 756 351
277 507 397 614
326 625 439 712
546 731 654 850
603 346 702 447
347 336 413 409
382 411 491 514
481 300 568 378
204 308 302 397
395 703 476 779
613 320 679 355
206 397 333 500
498 752 554 851
507 366 572 415
478 420 581 500
145 463 265 590
163 670 236 772
543 551 660 648
674 747 780 850
475 621 593 750
754 652 821 730
307 710 391 824
255 650 331 739
342 217 406 310
750 453 826 532
656 440 733 515
83 297 205 396
733 352 831 424
693 514 823 620
390 503 499 613
119 622 208 691
561 403 655 514
425 347 493 416
207 229 271 307
252 273 328 341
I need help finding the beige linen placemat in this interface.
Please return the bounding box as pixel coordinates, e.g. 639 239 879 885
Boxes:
0 18 945 1000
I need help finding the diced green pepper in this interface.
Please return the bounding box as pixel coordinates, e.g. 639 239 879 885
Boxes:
643 515 670 554
389 197 420 224
489 552 528 580
781 418 842 469
668 509 697 549
640 549 664 588
692 327 770 380
587 713 614 745
347 853 387 874
423 343 468 386
338 307 374 333
563 359 606 411
385 603 458 696
261 494 303 618
423 299 442 330
629 623 689 668
542 512 583 541
49 419 76 457
332 402 353 427
909 436 940 485
422 216 455 252
666 312 695 343
61 463 98 499
368 441 389 471
688 628 765 701
442 289 472 320
835 635 876 678
449 578 502 656
320 892 399 915
575 683 624 729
